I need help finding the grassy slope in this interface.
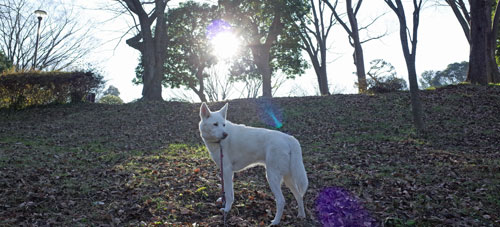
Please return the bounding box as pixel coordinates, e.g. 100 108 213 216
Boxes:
0 85 499 226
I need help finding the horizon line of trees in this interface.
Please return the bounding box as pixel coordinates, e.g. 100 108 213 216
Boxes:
115 0 498 135
2 0 497 100
121 0 497 101
2 0 499 133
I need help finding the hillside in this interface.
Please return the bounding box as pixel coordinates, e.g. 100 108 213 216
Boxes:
1 85 499 226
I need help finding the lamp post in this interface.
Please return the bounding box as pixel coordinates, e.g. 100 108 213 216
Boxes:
33 10 47 70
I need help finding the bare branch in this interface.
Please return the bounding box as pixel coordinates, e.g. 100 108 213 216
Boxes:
0 0 98 71
360 30 388 44
358 12 387 31
354 0 363 16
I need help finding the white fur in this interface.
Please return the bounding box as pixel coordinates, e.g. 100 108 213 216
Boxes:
199 102 308 225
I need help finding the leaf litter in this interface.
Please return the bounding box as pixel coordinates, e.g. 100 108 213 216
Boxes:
0 84 499 226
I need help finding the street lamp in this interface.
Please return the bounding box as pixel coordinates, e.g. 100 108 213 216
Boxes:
33 10 47 70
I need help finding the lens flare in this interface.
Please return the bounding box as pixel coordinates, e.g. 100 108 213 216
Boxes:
265 109 283 129
206 20 239 60
206 20 231 40
316 187 377 226
256 98 283 129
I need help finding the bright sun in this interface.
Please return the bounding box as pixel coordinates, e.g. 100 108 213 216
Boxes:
210 31 240 60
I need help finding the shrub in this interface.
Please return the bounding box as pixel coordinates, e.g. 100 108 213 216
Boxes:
98 95 123 105
0 51 12 73
367 76 407 94
0 71 104 108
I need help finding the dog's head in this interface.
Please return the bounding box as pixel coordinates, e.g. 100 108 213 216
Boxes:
199 102 228 143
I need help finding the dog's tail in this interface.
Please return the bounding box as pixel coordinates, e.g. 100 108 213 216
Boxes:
289 137 308 197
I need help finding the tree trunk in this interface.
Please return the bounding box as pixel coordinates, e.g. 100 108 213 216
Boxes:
142 67 163 100
123 0 167 101
353 42 367 93
141 51 164 100
319 39 330 95
251 11 283 98
347 0 367 93
300 31 330 95
259 56 273 98
489 0 500 83
251 46 273 97
487 35 500 83
318 66 330 95
407 59 424 133
385 0 424 133
468 0 489 85
192 65 207 102
191 88 207 102
312 63 329 95
308 48 330 95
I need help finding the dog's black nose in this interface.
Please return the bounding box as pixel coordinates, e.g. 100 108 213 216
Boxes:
222 132 228 139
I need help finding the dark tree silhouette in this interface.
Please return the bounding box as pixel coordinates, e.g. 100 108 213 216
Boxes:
324 0 387 93
295 0 336 95
117 0 169 101
384 0 425 133
445 0 500 84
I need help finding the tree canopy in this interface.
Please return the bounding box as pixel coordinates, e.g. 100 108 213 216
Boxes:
103 85 121 97
220 0 309 97
134 1 218 102
420 61 468 88
364 59 407 93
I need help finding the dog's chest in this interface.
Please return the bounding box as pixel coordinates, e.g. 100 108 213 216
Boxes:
206 143 265 172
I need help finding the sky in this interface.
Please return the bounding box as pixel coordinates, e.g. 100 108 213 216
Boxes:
75 1 469 103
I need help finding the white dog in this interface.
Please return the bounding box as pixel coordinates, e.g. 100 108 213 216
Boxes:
199 102 308 225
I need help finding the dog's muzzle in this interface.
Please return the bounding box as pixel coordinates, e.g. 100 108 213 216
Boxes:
210 132 228 144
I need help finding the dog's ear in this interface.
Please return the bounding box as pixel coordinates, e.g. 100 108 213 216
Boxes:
200 102 211 119
219 103 228 119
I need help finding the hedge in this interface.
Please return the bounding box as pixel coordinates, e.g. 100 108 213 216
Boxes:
0 71 103 109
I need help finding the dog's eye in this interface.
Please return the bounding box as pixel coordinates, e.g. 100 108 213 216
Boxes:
213 123 218 127
223 124 226 127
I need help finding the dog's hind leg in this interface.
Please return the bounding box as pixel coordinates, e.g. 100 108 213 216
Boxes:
284 175 305 218
266 168 285 225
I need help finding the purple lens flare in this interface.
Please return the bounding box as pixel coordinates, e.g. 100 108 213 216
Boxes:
316 187 378 227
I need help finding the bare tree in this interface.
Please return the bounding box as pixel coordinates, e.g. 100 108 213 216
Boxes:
296 0 335 95
237 71 287 99
0 0 97 71
445 0 470 43
115 0 169 101
204 64 234 102
443 0 500 83
238 75 262 99
384 0 425 133
220 0 308 98
324 0 387 93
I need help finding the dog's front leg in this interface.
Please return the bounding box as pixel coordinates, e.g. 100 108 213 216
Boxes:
220 167 234 213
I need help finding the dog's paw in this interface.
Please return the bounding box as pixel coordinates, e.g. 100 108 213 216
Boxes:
270 219 280 226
